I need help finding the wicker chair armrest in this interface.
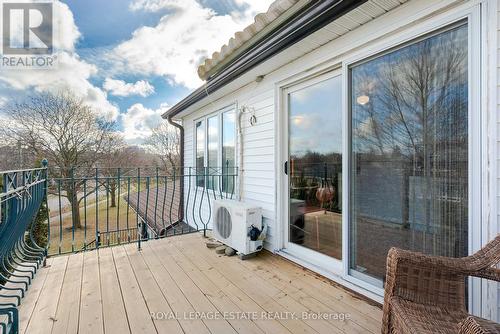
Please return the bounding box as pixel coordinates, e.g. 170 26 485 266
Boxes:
389 235 500 276
384 248 469 284
472 267 500 282
388 248 470 273
459 315 500 334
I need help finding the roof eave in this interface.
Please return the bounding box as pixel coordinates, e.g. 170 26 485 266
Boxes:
163 0 366 120
200 0 311 81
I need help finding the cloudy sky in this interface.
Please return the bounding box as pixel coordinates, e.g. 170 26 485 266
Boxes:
0 0 274 144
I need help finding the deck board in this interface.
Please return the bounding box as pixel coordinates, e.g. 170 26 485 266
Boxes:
172 237 291 334
146 241 237 334
25 255 68 334
13 233 382 334
139 239 210 334
166 241 265 334
98 247 130 334
79 248 104 334
111 245 157 334
16 257 53 334
52 253 83 334
123 243 184 334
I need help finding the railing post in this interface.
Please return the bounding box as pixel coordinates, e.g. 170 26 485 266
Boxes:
117 168 121 244
203 166 207 238
170 169 176 234
137 167 141 251
42 159 49 263
225 159 229 197
70 167 75 253
95 168 99 250
154 167 159 238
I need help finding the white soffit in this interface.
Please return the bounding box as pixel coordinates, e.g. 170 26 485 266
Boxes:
301 0 408 54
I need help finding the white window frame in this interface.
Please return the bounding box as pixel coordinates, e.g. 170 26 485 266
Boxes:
341 4 482 310
281 70 344 274
193 104 237 193
276 1 484 309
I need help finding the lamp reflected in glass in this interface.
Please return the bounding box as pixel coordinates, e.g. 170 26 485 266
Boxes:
291 115 304 125
356 95 370 106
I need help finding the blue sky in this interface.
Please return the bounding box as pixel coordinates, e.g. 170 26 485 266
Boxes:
0 0 274 144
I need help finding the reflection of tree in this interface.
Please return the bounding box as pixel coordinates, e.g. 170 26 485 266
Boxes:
354 27 468 161
352 25 468 257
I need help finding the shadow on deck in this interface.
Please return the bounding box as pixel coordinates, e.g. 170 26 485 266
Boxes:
9 233 382 334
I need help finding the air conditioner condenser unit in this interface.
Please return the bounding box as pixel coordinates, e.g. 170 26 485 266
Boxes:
212 199 265 257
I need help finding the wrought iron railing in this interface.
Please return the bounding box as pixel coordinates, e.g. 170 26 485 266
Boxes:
0 163 237 332
0 162 49 334
47 166 238 255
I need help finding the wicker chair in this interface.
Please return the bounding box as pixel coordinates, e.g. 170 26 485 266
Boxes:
382 234 500 334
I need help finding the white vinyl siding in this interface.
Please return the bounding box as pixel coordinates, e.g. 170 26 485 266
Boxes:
183 89 276 249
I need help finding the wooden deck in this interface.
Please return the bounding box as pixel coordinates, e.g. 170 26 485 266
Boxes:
12 233 382 334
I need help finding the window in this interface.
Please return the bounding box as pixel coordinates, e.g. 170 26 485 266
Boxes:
222 110 236 193
195 120 205 187
207 116 219 190
349 22 469 284
194 106 236 193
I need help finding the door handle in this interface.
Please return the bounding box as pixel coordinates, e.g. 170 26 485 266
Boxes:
284 161 288 175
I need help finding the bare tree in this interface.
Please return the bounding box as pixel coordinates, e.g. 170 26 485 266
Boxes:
99 137 145 208
3 91 117 228
145 122 180 172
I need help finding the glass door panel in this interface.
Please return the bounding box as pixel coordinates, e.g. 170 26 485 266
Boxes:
288 75 343 260
349 23 469 284
207 115 218 190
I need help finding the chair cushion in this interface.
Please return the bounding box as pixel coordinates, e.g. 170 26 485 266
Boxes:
459 316 500 334
390 297 467 334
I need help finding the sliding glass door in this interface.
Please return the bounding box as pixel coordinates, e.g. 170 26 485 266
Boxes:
281 18 475 293
348 22 469 284
286 73 343 265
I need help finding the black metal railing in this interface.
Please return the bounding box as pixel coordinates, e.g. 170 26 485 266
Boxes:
0 162 49 334
47 166 238 255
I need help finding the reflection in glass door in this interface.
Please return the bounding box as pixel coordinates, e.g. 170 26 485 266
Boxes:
349 23 469 286
287 74 343 261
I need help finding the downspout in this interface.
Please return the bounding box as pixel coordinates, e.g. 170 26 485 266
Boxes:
167 114 184 223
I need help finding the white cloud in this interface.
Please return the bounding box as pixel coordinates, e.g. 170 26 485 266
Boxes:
103 78 155 97
129 0 184 12
1 52 119 120
113 0 274 89
231 0 275 22
121 103 170 143
0 1 119 120
52 0 81 51
0 97 7 109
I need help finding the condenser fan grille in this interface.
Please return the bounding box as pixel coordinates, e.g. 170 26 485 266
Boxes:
215 206 232 239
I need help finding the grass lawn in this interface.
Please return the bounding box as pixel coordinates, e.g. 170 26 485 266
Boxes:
47 198 139 255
